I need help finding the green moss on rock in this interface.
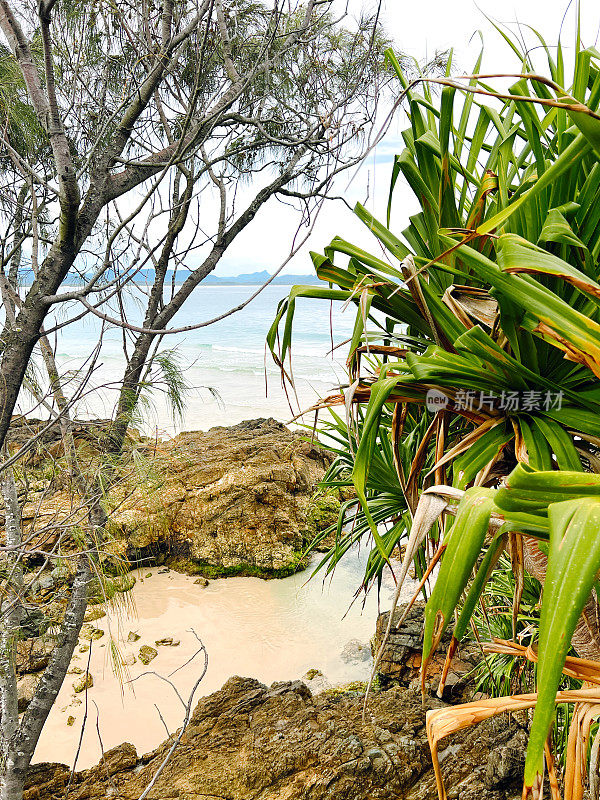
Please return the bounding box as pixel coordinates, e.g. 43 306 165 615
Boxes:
164 552 308 580
305 492 341 538
87 573 136 605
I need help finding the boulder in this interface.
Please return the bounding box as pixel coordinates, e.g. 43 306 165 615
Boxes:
372 602 479 698
107 419 333 575
11 420 334 579
16 637 54 674
17 673 41 711
26 677 522 800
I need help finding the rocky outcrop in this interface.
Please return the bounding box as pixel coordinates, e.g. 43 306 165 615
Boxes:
6 416 113 465
373 602 480 698
26 676 523 800
107 418 335 575
15 419 338 581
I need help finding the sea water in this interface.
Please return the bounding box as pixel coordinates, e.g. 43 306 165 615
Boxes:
27 283 356 434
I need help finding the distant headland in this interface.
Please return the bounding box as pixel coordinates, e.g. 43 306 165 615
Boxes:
17 268 320 287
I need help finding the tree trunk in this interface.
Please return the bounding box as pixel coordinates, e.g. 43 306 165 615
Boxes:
0 469 24 800
3 559 90 797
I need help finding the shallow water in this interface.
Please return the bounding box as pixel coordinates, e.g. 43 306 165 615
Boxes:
34 551 412 770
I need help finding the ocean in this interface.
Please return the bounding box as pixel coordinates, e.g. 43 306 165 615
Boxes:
30 282 355 435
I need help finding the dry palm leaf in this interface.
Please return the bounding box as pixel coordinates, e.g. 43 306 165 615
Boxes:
442 285 498 329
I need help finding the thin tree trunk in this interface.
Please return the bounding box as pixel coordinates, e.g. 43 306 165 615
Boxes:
3 558 90 797
0 468 24 800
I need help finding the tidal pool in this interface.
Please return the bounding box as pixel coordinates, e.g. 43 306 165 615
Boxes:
33 550 413 769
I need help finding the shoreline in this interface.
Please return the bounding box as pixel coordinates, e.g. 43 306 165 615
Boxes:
33 555 406 770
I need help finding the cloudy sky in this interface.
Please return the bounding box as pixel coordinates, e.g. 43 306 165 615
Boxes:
213 0 600 276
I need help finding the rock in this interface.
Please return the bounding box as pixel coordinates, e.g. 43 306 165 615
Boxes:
16 637 54 674
302 668 329 693
107 419 333 575
155 637 180 647
127 631 141 643
485 730 528 789
87 573 136 604
157 568 170 574
32 573 55 593
372 602 479 698
303 668 323 680
73 673 93 693
67 716 75 727
68 667 84 675
122 654 136 666
18 605 49 638
7 416 113 463
138 645 158 665
17 673 40 711
84 606 106 622
26 677 522 800
304 491 342 548
341 638 371 663
194 577 209 586
50 563 72 583
80 624 104 641
112 574 136 593
24 743 138 798
145 572 153 578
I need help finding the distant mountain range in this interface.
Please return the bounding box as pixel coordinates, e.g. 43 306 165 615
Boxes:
202 269 319 285
18 268 319 286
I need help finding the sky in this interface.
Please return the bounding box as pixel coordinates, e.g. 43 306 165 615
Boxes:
212 0 600 276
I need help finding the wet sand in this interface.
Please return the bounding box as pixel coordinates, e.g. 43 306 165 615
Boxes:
34 554 412 770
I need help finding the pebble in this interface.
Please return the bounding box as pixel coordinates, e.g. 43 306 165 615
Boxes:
139 645 158 665
73 673 93 693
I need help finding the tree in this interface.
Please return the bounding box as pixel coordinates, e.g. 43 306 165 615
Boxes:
270 23 600 800
0 2 390 796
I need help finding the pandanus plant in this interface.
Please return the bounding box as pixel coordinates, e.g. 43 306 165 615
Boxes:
269 19 600 800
